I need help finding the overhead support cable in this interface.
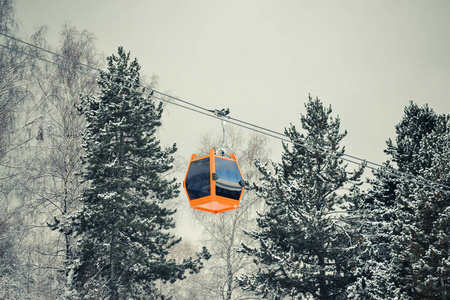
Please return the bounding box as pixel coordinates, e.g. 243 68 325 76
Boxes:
1 32 449 194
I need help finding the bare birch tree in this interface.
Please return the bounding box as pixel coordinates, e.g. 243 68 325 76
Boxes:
180 128 269 300
26 25 101 294
0 1 53 297
1 19 100 297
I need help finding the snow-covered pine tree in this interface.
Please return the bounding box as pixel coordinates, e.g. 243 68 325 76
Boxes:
238 95 364 299
389 104 450 299
347 102 450 299
69 47 207 299
419 125 450 297
344 164 402 299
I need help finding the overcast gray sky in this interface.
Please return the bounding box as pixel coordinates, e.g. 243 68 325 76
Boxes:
16 0 450 161
15 0 450 235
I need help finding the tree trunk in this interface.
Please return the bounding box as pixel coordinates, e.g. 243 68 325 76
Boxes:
318 253 327 300
109 211 119 300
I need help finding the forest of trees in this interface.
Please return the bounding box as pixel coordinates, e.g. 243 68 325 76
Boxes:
1 0 449 299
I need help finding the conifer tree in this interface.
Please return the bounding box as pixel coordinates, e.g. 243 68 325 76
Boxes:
387 104 449 299
69 47 207 299
238 95 364 299
347 102 450 299
344 166 401 299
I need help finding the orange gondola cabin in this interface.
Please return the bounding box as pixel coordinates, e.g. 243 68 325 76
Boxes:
184 148 245 214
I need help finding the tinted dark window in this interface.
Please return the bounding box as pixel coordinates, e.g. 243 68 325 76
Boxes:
214 158 243 200
185 158 211 200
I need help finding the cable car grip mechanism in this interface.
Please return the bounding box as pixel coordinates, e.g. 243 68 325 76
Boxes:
211 108 230 156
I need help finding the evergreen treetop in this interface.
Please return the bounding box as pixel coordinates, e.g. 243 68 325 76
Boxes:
348 102 450 299
69 46 208 299
239 95 364 299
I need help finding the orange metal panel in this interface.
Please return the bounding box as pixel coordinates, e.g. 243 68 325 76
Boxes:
184 148 244 214
209 148 216 203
